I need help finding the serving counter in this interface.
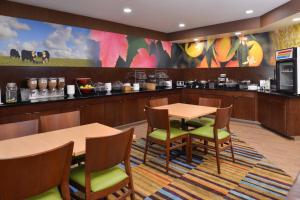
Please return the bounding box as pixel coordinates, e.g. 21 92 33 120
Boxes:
1 88 300 138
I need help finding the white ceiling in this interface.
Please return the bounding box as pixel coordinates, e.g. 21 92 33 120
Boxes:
9 0 290 33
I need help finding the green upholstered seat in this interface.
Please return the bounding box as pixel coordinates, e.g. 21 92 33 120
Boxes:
149 127 187 141
70 165 128 192
186 117 215 127
190 126 230 140
27 187 62 200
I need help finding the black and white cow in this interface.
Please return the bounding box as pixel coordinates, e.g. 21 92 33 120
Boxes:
37 50 50 63
10 49 20 59
21 50 36 62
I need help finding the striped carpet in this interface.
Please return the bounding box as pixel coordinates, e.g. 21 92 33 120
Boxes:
109 136 294 200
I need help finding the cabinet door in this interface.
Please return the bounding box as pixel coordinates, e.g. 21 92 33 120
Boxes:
258 95 271 127
80 103 105 125
258 94 286 134
122 98 139 125
233 96 256 120
182 93 199 104
104 100 123 127
168 93 181 104
137 97 148 121
269 99 286 134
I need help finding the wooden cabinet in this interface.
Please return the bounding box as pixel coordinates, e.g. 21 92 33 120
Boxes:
182 89 256 121
80 103 105 125
1 89 299 138
233 95 256 121
258 93 286 135
103 98 123 127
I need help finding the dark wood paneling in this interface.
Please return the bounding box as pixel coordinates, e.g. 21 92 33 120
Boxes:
286 98 300 136
183 66 274 84
168 17 261 41
0 0 167 40
182 89 257 121
258 93 286 135
261 0 300 27
233 96 256 121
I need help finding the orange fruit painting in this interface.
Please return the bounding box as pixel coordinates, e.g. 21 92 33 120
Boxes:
214 37 235 63
185 42 205 58
247 40 263 67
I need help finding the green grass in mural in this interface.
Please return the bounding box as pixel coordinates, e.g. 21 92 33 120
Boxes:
0 56 98 67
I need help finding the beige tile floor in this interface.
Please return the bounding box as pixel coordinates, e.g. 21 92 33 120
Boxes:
120 120 300 179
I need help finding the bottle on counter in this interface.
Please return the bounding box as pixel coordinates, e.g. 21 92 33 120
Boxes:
6 82 18 103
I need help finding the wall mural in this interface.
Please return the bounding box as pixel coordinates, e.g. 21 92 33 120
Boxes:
180 32 273 68
0 15 179 68
0 14 298 68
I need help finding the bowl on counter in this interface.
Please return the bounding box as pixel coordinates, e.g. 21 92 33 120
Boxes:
76 78 91 85
80 87 95 94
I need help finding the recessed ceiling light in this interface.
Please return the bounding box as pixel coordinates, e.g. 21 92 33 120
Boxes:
292 18 300 22
179 23 186 28
123 8 132 13
246 10 254 14
193 38 199 41
235 32 242 36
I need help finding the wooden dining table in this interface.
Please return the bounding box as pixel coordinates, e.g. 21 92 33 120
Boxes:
154 103 217 129
0 123 132 159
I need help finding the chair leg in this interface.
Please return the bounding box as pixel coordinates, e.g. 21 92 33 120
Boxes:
204 140 208 154
166 143 170 173
215 141 221 174
187 136 192 163
230 138 235 163
143 139 149 164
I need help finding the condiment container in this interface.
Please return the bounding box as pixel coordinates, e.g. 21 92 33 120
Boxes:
67 85 75 96
27 78 37 90
6 82 18 103
105 83 112 92
133 83 140 91
38 78 48 91
146 83 156 91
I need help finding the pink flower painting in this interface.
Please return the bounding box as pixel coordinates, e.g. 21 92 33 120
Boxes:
90 30 128 67
130 48 157 68
145 38 173 57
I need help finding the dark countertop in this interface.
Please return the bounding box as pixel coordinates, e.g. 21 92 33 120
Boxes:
0 87 180 108
1 87 299 108
256 90 300 98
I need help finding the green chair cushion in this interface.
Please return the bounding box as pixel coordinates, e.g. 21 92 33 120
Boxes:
186 117 215 127
190 126 230 140
70 165 128 192
27 187 62 200
149 127 187 141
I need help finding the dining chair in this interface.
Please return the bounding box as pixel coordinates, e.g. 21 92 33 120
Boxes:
188 105 234 174
186 97 221 128
144 106 189 173
148 97 181 128
39 110 80 133
70 128 135 200
0 119 38 141
0 141 74 200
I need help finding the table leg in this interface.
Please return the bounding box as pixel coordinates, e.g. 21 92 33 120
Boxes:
181 118 187 154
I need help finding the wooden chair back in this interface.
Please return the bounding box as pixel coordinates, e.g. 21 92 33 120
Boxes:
199 97 221 108
0 141 74 200
214 105 232 130
85 128 134 174
148 97 168 107
39 111 80 132
144 106 170 133
0 120 38 141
